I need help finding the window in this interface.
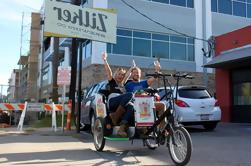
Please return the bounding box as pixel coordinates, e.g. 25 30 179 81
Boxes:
152 41 169 59
211 0 217 12
149 0 193 8
133 39 151 57
153 34 169 41
153 0 169 3
233 1 247 17
133 31 151 39
85 41 92 58
212 0 251 18
170 43 186 60
81 40 92 59
233 83 251 105
117 29 132 36
107 28 194 61
187 0 194 8
188 45 194 61
218 0 232 14
178 88 211 99
170 0 186 7
248 4 251 18
113 36 132 55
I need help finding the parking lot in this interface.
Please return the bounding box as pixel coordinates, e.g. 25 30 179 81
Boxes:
0 123 250 165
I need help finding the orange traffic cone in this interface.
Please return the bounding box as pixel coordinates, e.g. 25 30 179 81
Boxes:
66 100 72 130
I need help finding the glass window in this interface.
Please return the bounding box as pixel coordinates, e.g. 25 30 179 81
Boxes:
170 0 186 7
187 0 194 8
178 88 211 99
170 35 186 43
117 29 132 36
152 0 169 3
248 4 251 17
113 36 132 55
211 0 218 12
152 41 169 59
233 1 247 17
188 45 194 61
152 34 169 41
107 43 111 53
133 39 151 57
170 43 186 60
187 38 194 44
218 0 232 14
236 0 247 2
233 82 251 105
85 41 91 58
133 31 151 39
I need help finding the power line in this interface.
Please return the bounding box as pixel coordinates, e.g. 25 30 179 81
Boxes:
120 0 213 57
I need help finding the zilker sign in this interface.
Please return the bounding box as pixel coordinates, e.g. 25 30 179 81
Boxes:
44 0 117 44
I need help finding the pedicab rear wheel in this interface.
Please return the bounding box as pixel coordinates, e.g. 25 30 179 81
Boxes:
168 126 192 166
93 117 106 151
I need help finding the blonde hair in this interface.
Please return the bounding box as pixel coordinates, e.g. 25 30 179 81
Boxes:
131 66 141 73
113 67 126 77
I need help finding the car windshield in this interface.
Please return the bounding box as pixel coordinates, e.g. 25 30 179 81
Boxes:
178 88 211 99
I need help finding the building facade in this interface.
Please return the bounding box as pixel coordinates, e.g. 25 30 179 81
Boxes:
205 26 251 123
38 0 251 102
7 69 20 103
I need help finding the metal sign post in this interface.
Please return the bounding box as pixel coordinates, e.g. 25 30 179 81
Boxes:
62 85 66 132
57 66 71 132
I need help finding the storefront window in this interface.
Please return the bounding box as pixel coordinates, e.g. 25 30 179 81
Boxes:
233 83 251 106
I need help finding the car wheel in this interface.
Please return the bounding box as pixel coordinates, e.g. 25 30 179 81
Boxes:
203 122 218 131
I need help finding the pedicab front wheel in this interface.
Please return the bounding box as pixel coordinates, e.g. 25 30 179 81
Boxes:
168 126 192 166
93 117 106 151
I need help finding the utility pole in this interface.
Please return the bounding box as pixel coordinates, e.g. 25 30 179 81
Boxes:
0 85 3 102
69 0 82 133
52 37 59 103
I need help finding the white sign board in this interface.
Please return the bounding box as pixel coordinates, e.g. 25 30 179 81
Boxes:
27 103 44 112
57 66 71 86
44 0 117 44
134 96 155 126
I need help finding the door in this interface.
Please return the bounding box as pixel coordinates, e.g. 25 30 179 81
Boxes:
232 69 251 123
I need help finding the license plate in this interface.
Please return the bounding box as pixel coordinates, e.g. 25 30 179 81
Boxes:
200 114 209 120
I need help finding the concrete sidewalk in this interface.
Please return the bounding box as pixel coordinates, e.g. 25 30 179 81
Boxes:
0 127 168 166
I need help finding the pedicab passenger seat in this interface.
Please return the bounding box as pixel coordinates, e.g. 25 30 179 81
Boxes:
98 89 110 104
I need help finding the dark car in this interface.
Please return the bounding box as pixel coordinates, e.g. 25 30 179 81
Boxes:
80 80 108 132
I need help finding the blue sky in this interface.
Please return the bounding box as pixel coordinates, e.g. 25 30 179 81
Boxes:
0 0 43 94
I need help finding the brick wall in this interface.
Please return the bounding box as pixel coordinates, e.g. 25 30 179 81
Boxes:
81 64 215 95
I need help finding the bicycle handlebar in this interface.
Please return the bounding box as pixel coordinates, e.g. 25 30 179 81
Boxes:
145 72 194 79
172 73 194 79
145 72 172 78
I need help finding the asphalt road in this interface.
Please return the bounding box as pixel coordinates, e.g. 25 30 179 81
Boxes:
0 123 251 166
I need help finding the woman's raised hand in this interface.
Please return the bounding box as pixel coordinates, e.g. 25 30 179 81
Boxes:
102 52 107 61
154 60 161 72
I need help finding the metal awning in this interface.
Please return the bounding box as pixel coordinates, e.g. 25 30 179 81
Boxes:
204 46 251 69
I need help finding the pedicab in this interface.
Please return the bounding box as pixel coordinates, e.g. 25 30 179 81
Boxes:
93 72 193 166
